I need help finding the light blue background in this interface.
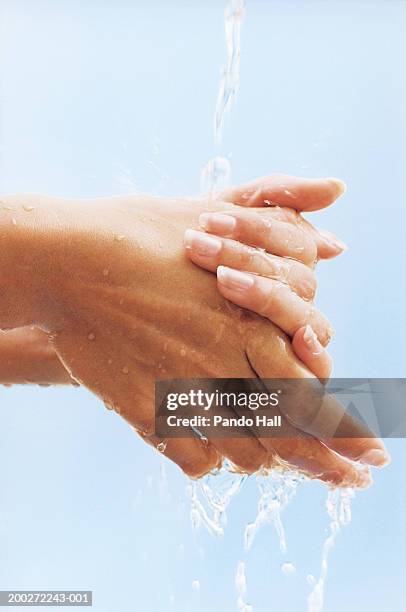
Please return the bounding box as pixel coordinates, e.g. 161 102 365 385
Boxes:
0 1 405 611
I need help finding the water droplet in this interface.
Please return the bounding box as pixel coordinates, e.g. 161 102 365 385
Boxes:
114 234 126 242
122 366 129 374
307 574 316 586
88 333 95 341
180 348 186 357
104 402 114 411
281 562 296 575
157 441 167 453
192 579 200 592
11 218 17 226
102 269 109 277
107 359 113 365
201 156 231 193
23 205 35 212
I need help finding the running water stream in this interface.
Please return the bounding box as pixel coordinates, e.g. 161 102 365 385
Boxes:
201 0 245 195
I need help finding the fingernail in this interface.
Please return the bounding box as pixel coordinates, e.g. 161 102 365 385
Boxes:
199 212 237 236
303 324 323 355
217 266 254 291
359 449 391 468
184 229 222 256
327 177 347 197
318 229 349 253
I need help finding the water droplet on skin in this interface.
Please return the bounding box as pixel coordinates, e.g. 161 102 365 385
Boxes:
122 366 129 374
108 359 113 364
114 234 126 242
23 205 35 212
119 298 124 305
157 441 167 453
102 269 109 277
104 402 114 411
180 348 186 357
11 218 17 226
200 436 209 446
88 333 95 341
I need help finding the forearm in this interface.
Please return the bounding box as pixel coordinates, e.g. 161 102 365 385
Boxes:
0 327 73 386
0 194 54 330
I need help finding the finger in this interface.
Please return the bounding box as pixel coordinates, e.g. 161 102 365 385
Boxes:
244 321 390 468
266 436 372 489
217 266 333 346
292 325 333 379
184 229 316 301
219 174 346 212
199 209 317 265
138 432 222 479
237 205 348 260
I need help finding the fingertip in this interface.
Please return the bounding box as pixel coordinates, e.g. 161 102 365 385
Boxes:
316 228 349 259
293 326 332 380
327 177 347 199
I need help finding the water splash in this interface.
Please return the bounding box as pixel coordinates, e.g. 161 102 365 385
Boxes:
307 487 355 612
187 461 247 537
245 469 304 553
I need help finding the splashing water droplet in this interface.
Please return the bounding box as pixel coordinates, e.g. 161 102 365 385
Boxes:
201 156 231 194
281 562 296 575
235 561 253 612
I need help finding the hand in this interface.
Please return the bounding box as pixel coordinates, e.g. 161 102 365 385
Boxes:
185 175 390 478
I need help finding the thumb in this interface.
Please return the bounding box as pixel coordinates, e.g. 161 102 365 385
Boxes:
219 174 346 212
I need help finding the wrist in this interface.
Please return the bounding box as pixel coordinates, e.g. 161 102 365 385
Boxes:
0 194 64 330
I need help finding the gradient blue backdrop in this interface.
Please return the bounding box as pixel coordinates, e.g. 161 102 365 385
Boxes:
0 1 405 611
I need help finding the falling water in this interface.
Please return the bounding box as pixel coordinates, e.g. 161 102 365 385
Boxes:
201 0 245 195
235 561 253 612
244 470 304 553
307 487 355 612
